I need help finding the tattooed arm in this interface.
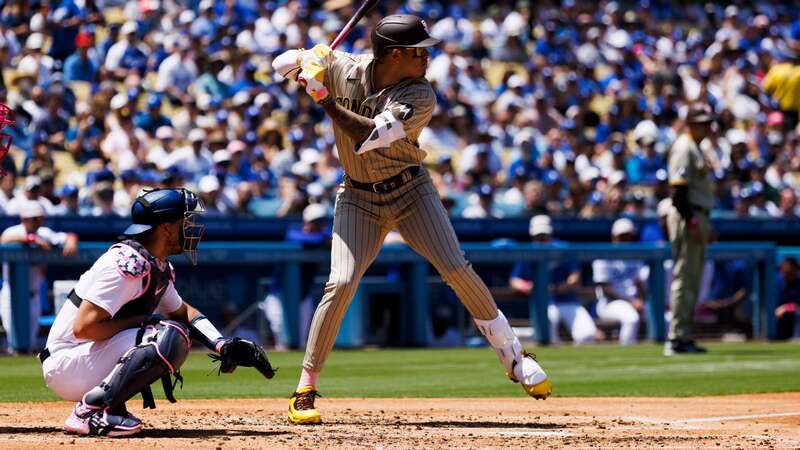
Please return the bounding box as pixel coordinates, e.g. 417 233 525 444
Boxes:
320 99 374 145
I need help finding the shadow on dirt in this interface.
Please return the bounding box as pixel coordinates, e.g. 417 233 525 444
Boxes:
0 426 290 439
139 428 290 438
404 421 569 429
332 421 571 429
0 426 63 434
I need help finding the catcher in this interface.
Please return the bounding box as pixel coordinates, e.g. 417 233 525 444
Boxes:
39 188 274 437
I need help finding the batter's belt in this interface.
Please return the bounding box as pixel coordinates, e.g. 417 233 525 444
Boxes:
347 165 420 193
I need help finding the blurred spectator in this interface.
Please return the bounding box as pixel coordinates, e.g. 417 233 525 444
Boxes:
462 184 503 219
771 187 800 218
0 159 16 213
198 174 234 215
168 128 214 178
89 180 122 217
592 218 647 345
419 106 462 156
4 175 55 216
628 120 666 184
146 126 177 170
194 52 231 100
65 101 103 163
510 215 596 345
31 93 69 151
22 130 55 176
704 259 752 339
104 21 148 79
156 35 197 103
0 201 78 353
63 32 97 82
134 95 172 137
523 180 548 216
641 198 673 243
776 257 800 340
52 184 80 216
99 94 145 171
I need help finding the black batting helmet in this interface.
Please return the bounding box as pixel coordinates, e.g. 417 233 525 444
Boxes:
371 14 441 57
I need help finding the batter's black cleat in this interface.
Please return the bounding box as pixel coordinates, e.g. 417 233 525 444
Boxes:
664 340 708 356
64 401 143 437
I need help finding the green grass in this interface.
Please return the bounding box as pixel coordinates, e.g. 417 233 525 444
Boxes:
4 342 800 402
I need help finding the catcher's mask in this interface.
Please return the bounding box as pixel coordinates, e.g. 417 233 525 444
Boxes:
0 103 16 176
124 188 206 265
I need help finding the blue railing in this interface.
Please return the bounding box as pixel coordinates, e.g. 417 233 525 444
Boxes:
1 216 798 243
0 242 777 352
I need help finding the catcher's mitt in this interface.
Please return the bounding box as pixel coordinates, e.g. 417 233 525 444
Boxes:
209 337 276 379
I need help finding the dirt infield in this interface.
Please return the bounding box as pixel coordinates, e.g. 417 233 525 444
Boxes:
0 394 798 449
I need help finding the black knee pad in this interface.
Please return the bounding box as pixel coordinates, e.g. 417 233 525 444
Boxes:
85 321 191 410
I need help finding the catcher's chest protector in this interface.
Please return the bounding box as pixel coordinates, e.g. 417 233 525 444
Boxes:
111 239 175 319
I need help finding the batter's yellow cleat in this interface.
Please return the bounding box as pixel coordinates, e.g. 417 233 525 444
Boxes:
288 386 322 425
508 352 552 400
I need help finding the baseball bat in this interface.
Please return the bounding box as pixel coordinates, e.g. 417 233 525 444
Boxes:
330 0 380 50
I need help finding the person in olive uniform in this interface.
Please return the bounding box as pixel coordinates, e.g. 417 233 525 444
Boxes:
664 104 715 355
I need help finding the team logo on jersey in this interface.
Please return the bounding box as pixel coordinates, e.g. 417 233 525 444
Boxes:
395 103 414 121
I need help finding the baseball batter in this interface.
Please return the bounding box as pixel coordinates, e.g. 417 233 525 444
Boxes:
273 14 551 425
39 188 274 436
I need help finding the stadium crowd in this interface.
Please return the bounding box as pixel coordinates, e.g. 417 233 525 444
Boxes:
0 0 799 221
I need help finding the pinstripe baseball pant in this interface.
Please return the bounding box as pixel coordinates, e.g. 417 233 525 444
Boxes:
303 169 498 370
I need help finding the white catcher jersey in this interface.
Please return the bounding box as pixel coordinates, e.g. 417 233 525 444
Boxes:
324 51 436 183
45 243 183 352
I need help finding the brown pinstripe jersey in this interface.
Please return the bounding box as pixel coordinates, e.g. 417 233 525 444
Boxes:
324 51 436 183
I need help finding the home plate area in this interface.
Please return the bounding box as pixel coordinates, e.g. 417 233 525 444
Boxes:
0 394 798 449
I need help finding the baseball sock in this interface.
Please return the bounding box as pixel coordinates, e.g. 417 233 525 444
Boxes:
297 368 320 390
474 309 523 373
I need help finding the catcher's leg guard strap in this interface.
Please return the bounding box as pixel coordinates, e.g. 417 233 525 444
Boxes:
84 321 190 410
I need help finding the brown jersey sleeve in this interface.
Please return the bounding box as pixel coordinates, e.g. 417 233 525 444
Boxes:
324 50 357 98
382 80 436 141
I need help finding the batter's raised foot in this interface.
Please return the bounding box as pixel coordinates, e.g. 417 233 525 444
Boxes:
508 352 552 400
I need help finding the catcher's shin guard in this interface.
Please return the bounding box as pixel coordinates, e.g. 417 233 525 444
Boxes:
84 321 191 410
474 310 551 399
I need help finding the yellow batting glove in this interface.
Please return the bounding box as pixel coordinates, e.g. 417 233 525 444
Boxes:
298 62 330 104
299 44 332 68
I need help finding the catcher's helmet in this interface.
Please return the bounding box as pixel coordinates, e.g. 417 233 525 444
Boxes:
371 14 440 57
124 188 205 264
0 103 16 176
